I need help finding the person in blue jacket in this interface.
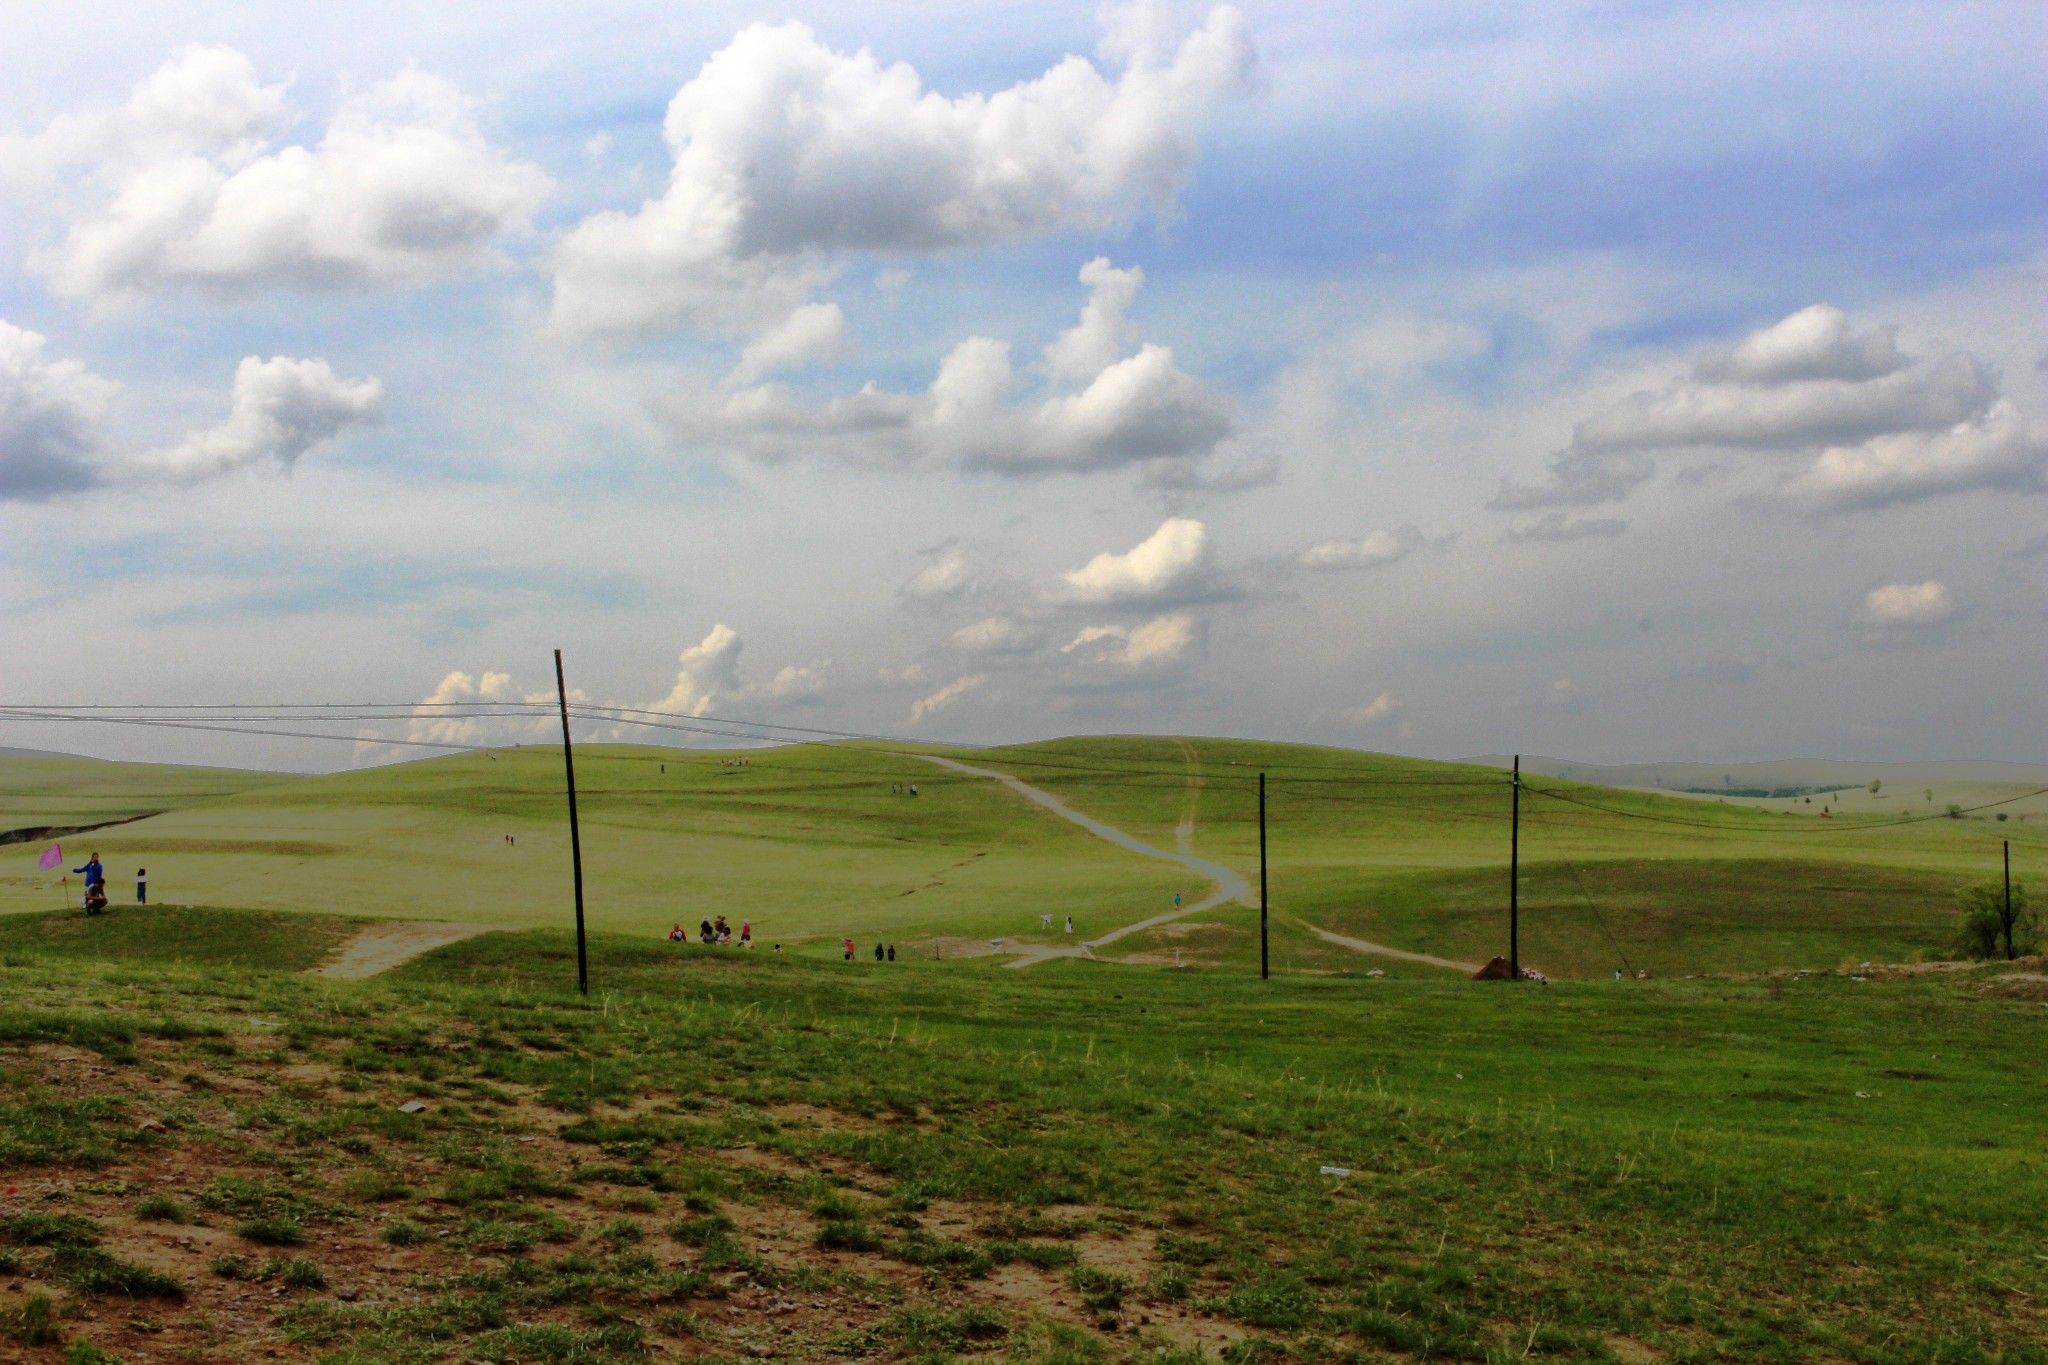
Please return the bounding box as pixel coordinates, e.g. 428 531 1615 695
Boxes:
72 852 105 894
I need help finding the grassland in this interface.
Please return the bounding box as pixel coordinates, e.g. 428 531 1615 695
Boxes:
0 750 290 834
3 738 2040 979
1 908 2044 1362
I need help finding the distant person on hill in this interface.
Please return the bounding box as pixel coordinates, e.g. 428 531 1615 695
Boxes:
1064 915 1073 935
1173 892 1181 909
842 937 856 961
886 944 896 962
1040 912 1053 930
739 920 753 948
700 918 715 944
668 923 685 942
874 942 885 961
909 783 918 796
136 868 147 905
714 914 731 944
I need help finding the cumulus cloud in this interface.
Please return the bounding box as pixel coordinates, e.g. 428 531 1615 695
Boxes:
1051 516 1210 606
1342 691 1401 725
1495 303 2040 514
139 356 383 482
1298 526 1425 570
1787 401 2047 513
673 258 1231 477
1059 612 1198 667
729 302 844 384
909 673 986 724
650 623 745 717
6 45 547 301
401 669 552 748
0 321 118 500
549 8 1255 339
900 543 973 601
1692 304 1906 385
1861 581 1954 628
952 616 1044 656
1 321 379 500
1505 512 1628 542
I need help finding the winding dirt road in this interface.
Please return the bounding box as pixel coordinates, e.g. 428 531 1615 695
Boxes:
917 752 1476 974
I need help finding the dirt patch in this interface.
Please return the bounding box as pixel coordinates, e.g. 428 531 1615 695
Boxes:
312 920 497 979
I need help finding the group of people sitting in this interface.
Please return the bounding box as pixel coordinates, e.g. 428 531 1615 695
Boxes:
842 938 897 962
670 915 752 947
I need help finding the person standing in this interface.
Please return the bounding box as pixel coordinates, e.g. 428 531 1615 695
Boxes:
72 852 104 902
842 937 856 962
874 942 885 962
136 868 147 905
886 944 896 962
1064 915 1073 935
1040 912 1053 930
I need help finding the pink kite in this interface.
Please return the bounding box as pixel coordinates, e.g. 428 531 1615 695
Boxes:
37 843 62 871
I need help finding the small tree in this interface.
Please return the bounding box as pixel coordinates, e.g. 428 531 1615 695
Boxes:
1947 802 1963 819
1924 787 1934 804
1952 881 2034 960
1868 778 1882 797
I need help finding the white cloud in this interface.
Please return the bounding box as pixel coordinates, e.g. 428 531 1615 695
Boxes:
1052 516 1209 606
1505 512 1628 542
1298 526 1424 570
1043 257 1144 383
743 662 830 702
9 47 548 301
673 258 1232 477
1574 354 1992 454
549 8 1255 338
901 543 973 601
650 623 744 717
909 672 986 724
137 356 383 482
952 616 1044 655
2 322 379 499
1788 401 2047 513
402 669 533 747
0 320 118 500
1861 580 1954 628
729 302 844 384
1059 612 1198 667
1496 303 2035 513
1693 304 1906 385
1343 691 1401 725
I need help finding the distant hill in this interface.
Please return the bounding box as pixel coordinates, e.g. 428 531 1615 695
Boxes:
1468 755 2048 795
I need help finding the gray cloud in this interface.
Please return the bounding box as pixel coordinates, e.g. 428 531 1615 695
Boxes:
1505 511 1628 542
0 320 115 500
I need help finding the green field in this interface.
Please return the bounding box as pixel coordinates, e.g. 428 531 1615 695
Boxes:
0 750 290 834
2 738 2039 978
1 908 2044 1361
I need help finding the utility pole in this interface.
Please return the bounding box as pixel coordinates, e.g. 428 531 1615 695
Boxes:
554 649 589 996
2004 839 2014 962
1258 772 1269 981
1510 755 1520 980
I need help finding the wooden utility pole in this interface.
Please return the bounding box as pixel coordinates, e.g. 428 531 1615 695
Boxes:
554 649 589 996
1510 755 1521 980
2004 840 2014 962
1258 772 1269 981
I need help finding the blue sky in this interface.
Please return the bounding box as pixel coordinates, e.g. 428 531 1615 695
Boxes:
1 0 2043 769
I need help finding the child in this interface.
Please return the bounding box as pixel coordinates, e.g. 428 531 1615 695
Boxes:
668 923 685 942
886 944 896 962
874 942 885 961
842 938 855 962
136 868 148 905
739 920 753 948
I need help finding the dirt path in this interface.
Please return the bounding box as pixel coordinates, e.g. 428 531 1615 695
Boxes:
314 920 497 979
914 754 1250 969
1283 913 1480 973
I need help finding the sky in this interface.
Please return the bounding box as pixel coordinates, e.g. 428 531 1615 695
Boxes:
1 0 2043 771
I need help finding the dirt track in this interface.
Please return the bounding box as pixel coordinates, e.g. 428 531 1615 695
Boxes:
313 920 496 979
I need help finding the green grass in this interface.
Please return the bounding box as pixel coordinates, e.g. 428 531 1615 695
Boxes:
0 750 291 831
5 735 2043 981
3 913 2044 1359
